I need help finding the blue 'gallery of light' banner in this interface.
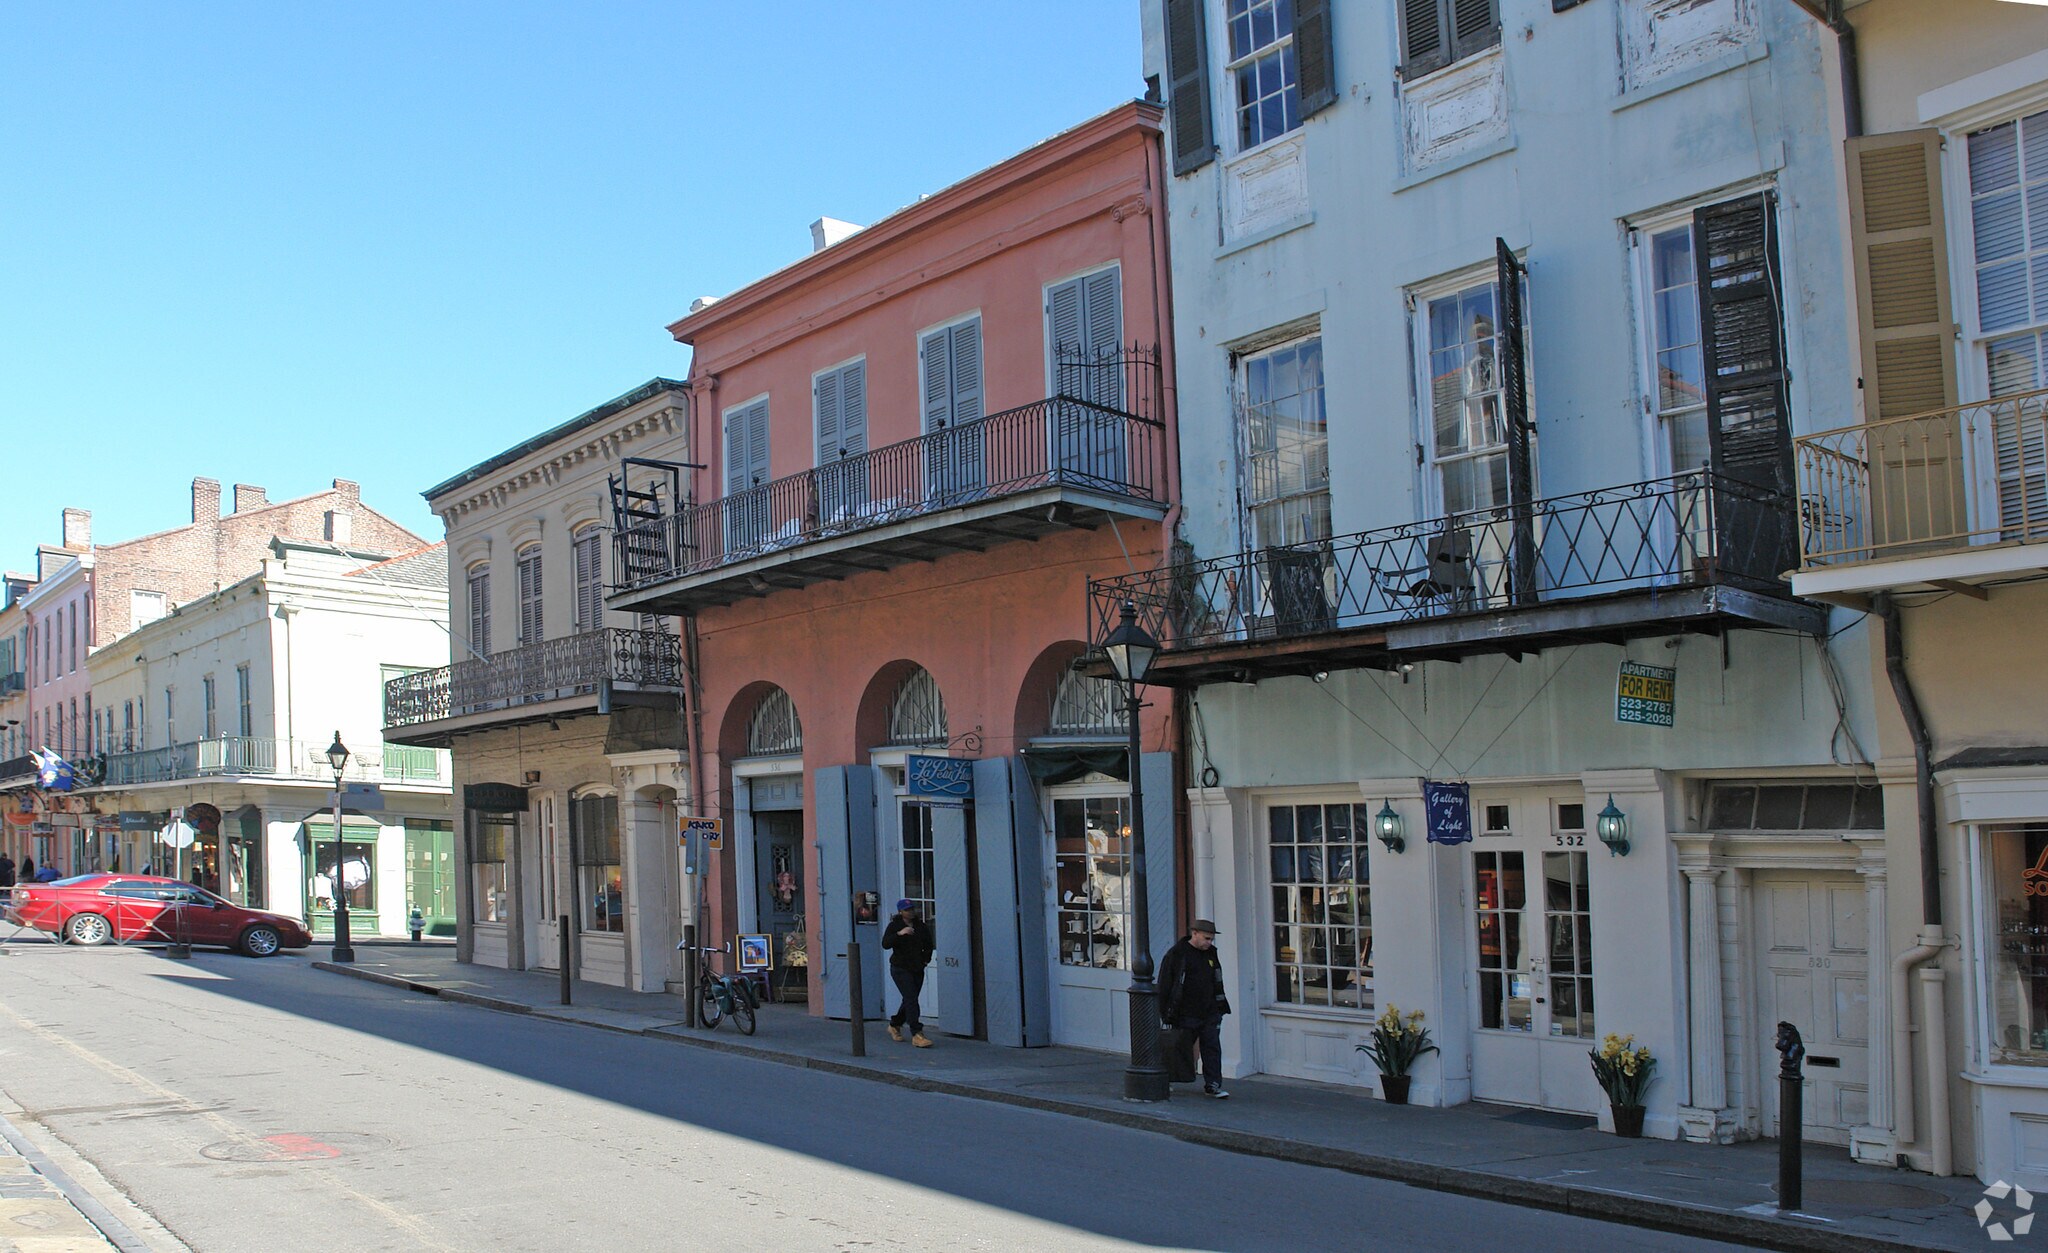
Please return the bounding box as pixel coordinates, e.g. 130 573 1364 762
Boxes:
1424 780 1472 845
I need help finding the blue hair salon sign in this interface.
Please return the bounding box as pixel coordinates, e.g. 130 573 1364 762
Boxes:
906 755 974 806
1424 781 1473 845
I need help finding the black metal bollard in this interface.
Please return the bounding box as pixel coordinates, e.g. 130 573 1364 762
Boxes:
1776 1021 1805 1212
847 938 867 1057
558 914 571 1006
682 924 698 1028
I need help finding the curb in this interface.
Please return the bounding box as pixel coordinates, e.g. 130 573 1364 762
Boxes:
313 962 1929 1253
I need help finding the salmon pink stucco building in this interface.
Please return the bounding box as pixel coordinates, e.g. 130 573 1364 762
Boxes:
610 101 1184 1050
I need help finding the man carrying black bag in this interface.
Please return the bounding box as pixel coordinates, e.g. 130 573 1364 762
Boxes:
1158 919 1230 1098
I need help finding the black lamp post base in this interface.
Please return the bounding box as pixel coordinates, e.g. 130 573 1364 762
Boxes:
1125 981 1171 1103
332 912 356 964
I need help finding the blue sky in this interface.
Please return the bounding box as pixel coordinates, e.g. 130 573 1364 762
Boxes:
0 1 1143 557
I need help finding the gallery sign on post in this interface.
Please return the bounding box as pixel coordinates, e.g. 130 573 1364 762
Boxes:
1424 781 1472 845
1616 661 1676 727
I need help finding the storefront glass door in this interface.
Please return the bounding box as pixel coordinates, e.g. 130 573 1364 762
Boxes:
1468 795 1603 1114
1044 786 1132 1053
883 800 940 1025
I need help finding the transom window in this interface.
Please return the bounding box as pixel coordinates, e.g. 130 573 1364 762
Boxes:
746 687 802 756
1705 781 1883 831
1268 802 1374 1010
887 667 948 747
1055 795 1131 969
1226 0 1299 151
1049 659 1124 737
1239 334 1329 548
1423 280 1511 515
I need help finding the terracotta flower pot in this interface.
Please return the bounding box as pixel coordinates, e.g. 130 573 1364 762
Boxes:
1380 1075 1411 1105
1611 1104 1646 1137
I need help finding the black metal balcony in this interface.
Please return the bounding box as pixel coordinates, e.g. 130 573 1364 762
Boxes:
0 752 36 789
1088 471 1825 685
382 627 685 747
607 348 1168 614
0 671 23 697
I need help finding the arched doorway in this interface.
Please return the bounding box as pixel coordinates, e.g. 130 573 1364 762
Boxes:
723 684 807 1000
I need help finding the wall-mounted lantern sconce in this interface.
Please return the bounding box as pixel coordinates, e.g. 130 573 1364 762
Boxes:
1374 799 1405 854
1596 794 1630 857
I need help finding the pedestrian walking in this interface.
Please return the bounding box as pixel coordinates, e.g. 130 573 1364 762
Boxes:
1159 919 1232 1098
881 898 934 1047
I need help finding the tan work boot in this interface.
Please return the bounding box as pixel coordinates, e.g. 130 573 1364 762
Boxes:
912 1032 933 1048
887 1025 904 1043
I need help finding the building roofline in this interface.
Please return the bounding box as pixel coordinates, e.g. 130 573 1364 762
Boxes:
666 100 1163 344
422 377 691 504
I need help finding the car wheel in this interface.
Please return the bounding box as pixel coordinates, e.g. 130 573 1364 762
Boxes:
240 925 282 957
65 913 112 946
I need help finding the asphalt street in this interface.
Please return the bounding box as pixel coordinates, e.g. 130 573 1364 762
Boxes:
0 942 1743 1253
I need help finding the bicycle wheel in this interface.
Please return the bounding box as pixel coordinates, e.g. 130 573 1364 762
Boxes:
698 978 724 1029
731 991 756 1036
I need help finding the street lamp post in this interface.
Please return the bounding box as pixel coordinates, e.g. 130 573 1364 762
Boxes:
1103 601 1169 1103
326 731 355 964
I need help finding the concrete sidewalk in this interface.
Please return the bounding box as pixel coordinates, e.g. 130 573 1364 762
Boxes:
0 1111 130 1253
314 946 1989 1253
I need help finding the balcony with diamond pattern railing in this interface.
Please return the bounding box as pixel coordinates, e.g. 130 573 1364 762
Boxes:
1087 470 1825 686
382 626 685 747
607 347 1168 615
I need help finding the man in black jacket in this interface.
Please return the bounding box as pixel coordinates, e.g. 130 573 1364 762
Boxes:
881 898 935 1047
1158 919 1230 1097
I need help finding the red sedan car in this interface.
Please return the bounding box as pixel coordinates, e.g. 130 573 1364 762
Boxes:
5 874 312 956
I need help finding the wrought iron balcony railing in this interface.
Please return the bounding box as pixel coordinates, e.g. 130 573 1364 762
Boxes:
1089 470 1796 654
612 348 1166 594
1794 387 2048 568
382 626 684 730
98 737 449 786
0 753 36 786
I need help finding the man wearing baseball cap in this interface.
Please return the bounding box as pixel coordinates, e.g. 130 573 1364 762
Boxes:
1159 919 1232 1097
881 897 936 1047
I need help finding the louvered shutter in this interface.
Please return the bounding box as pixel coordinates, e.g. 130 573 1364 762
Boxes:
469 569 491 657
746 400 770 485
1162 0 1214 176
949 320 983 426
1083 267 1123 407
839 361 867 457
1048 277 1085 398
573 529 602 632
1846 130 1963 551
1402 0 1448 78
724 408 750 496
1451 0 1501 62
818 363 868 520
1695 193 1797 579
921 328 952 433
814 368 840 468
1496 239 1537 605
1295 0 1336 118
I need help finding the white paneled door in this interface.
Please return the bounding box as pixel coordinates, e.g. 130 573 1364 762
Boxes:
1754 873 1871 1145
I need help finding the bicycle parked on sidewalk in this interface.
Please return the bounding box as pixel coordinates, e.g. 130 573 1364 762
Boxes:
681 942 758 1035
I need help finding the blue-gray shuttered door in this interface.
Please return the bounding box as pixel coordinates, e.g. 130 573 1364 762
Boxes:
1138 751 1177 977
971 756 1048 1047
931 802 974 1035
1047 268 1126 484
722 400 771 554
814 764 883 1019
921 319 985 503
815 361 869 522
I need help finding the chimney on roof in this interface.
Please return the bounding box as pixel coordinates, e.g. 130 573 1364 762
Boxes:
192 477 221 523
232 484 267 513
809 217 863 252
688 295 720 314
332 478 360 504
60 509 90 551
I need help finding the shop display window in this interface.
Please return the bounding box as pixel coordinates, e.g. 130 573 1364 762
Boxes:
1269 802 1374 1010
1987 824 2048 1064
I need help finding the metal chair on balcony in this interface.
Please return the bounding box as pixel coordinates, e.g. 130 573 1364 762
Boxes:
1373 525 1475 620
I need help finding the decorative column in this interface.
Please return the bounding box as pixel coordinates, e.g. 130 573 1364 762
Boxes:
1673 836 1734 1144
1849 834 1894 1165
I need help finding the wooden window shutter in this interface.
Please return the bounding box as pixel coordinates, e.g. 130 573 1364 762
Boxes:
1451 0 1501 62
1402 0 1449 79
921 327 953 432
723 408 749 497
839 362 867 457
1048 277 1084 397
814 368 841 467
469 570 490 657
517 549 542 645
1295 0 1337 119
1846 130 1957 420
1084 267 1124 409
573 530 602 631
746 400 770 486
950 319 984 425
1163 0 1214 175
1846 129 1962 550
1695 192 1797 576
1496 239 1537 605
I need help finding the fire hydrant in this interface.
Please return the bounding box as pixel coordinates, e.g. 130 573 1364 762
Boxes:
408 907 424 943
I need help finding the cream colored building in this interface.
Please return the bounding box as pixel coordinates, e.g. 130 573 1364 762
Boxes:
83 538 454 938
384 379 693 992
1790 0 2048 1188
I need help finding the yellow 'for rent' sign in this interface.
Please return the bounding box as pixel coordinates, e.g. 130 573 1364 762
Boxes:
1616 661 1676 727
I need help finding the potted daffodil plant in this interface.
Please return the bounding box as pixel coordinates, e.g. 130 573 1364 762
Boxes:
1356 1005 1436 1105
1589 1033 1656 1137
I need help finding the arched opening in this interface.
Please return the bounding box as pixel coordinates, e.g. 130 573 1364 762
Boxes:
745 686 803 756
886 665 948 747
